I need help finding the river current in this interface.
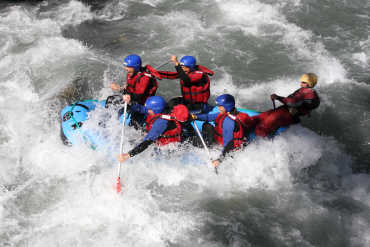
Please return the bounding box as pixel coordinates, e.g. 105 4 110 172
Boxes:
0 0 369 246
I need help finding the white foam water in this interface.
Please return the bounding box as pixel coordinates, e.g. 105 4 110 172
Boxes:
1 1 370 246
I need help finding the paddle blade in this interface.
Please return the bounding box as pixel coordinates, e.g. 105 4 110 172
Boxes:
116 176 122 193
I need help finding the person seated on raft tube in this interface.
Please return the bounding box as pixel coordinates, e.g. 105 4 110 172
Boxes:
253 73 320 138
109 54 162 128
192 94 256 168
157 55 214 114
117 96 189 163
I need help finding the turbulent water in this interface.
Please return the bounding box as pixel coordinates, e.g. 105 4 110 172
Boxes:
1 0 370 246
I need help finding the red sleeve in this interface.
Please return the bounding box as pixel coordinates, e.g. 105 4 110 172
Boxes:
281 88 316 107
281 89 305 107
145 65 162 79
157 70 179 79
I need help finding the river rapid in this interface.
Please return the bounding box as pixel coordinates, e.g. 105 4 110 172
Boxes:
0 0 370 246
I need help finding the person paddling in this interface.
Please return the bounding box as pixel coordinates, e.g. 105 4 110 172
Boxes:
158 55 214 114
253 73 320 137
192 94 256 168
117 96 188 163
109 54 162 128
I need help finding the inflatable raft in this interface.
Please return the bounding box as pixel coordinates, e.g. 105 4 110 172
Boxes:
60 99 288 149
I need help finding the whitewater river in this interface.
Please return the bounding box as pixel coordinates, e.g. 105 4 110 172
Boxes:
1 0 369 246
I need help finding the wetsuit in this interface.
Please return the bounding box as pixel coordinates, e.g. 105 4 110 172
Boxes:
254 87 320 137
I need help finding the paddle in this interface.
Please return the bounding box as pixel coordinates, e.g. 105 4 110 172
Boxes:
115 61 169 193
116 102 128 193
155 61 170 69
192 120 218 174
272 98 276 110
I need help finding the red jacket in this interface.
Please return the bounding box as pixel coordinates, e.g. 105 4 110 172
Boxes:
125 65 160 105
158 65 214 104
145 113 182 146
279 87 320 116
214 111 255 148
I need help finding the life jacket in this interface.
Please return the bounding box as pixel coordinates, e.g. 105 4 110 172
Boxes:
286 88 320 116
126 65 160 105
214 111 254 148
145 113 182 146
180 65 214 104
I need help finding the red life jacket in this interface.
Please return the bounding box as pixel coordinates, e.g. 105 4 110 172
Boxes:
145 113 182 146
214 111 254 148
126 66 159 105
180 65 214 104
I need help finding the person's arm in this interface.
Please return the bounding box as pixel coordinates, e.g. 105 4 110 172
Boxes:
145 65 162 79
130 102 147 115
127 118 168 157
195 112 218 122
221 117 235 152
157 70 179 79
280 89 306 107
144 118 168 141
175 65 191 86
128 140 154 157
214 117 235 163
175 65 208 87
285 88 318 107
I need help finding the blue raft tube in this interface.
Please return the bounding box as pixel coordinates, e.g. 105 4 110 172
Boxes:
61 100 288 149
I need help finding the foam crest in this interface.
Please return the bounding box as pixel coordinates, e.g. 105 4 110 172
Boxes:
97 0 128 21
216 0 348 84
0 6 60 57
40 0 94 26
0 3 90 188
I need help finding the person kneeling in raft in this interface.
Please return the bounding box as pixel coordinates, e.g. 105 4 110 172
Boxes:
117 96 189 163
192 94 256 168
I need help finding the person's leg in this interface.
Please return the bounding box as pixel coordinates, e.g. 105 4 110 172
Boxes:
254 107 294 137
190 122 214 148
201 122 215 147
181 120 196 142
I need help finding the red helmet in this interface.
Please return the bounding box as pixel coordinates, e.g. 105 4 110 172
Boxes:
172 104 189 122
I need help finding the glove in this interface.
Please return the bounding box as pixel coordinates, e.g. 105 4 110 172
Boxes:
270 94 279 100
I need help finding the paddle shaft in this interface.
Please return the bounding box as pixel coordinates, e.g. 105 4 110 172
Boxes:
193 120 218 174
272 99 276 110
155 61 170 70
116 102 128 193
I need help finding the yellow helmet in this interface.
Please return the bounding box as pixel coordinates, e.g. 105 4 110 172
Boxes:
300 73 318 88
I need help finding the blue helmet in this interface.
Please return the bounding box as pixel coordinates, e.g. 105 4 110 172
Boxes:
145 96 166 114
216 94 235 112
123 54 142 72
179 56 196 70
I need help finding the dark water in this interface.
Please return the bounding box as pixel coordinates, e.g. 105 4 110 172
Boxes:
0 0 370 246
